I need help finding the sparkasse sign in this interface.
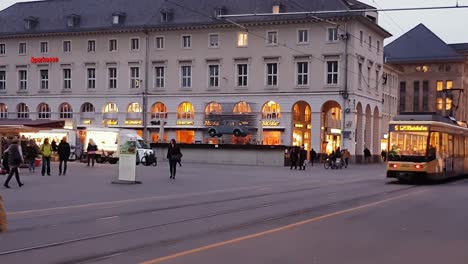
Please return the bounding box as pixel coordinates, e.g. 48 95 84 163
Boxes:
30 57 60 63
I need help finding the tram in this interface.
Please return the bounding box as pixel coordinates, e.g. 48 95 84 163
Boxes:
386 114 468 182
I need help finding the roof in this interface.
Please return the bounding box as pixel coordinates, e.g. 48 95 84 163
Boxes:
384 23 465 64
449 43 468 55
0 0 378 36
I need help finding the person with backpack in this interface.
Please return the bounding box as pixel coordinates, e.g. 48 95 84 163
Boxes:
25 139 40 173
3 139 24 188
40 138 52 176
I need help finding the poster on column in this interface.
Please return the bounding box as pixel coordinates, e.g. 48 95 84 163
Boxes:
114 132 140 184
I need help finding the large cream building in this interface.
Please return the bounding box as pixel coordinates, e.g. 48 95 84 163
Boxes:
0 0 391 160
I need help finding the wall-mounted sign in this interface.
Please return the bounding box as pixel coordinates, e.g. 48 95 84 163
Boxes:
125 120 142 125
294 124 304 128
30 57 60 63
204 120 220 126
177 120 194 126
330 128 342 134
82 119 92 125
307 124 312 129
103 119 118 126
262 120 280 126
392 125 428 132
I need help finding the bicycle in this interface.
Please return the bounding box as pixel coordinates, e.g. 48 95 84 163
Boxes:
140 151 157 166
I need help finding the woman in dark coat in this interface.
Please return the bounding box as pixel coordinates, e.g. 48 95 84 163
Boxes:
167 139 182 179
290 147 298 170
57 137 71 175
298 145 307 170
3 139 24 188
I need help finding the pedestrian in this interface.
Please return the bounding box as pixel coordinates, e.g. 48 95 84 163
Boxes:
309 148 317 167
381 150 387 162
40 138 52 176
364 147 371 163
58 137 71 175
289 147 298 170
51 139 58 152
25 139 40 173
2 149 10 175
342 149 350 168
298 145 307 170
87 139 98 167
0 194 7 232
167 139 182 179
3 139 25 188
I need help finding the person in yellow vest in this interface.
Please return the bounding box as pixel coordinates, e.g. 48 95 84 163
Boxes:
40 138 52 176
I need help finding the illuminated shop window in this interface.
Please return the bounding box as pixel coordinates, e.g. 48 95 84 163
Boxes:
103 102 118 113
0 103 8 119
205 102 223 114
151 102 168 119
177 102 195 119
233 101 251 114
262 101 281 119
127 102 142 113
38 103 50 119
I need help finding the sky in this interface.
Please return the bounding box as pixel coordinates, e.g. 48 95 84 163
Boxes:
1 0 468 45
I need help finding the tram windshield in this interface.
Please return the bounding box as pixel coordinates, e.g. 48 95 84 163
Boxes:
388 131 428 162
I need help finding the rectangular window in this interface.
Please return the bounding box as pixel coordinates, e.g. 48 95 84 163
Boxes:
436 80 444 91
40 42 48 53
209 34 219 48
208 65 219 87
327 28 338 42
375 70 379 90
358 63 363 89
422 81 429 111
0 44 5 55
130 67 140 88
326 61 339 85
181 65 191 88
266 63 278 86
377 40 380 53
367 67 371 90
399 81 406 112
0 71 6 90
40 69 49 90
63 41 71 53
18 70 27 90
359 31 363 45
19 43 27 55
413 81 420 112
182 35 191 48
368 36 372 49
63 69 71 90
298 29 308 44
155 36 164 49
267 31 278 45
109 39 117 51
131 38 139 51
155 66 165 88
108 68 117 89
87 68 96 89
237 33 248 47
237 64 248 87
446 80 453 89
297 62 308 86
88 40 96 52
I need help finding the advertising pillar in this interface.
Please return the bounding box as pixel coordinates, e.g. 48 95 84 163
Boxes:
113 133 141 184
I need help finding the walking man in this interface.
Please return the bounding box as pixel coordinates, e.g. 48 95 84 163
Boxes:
298 145 307 170
58 137 71 175
309 148 317 167
167 139 182 179
364 147 371 164
3 139 24 188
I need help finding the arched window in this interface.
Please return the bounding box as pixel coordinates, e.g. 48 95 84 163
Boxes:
81 102 95 113
177 102 194 119
17 103 29 119
262 101 281 119
0 103 7 119
233 101 251 114
59 103 73 119
305 105 311 122
205 102 223 114
151 102 168 119
103 102 118 113
293 104 300 121
127 102 142 113
38 103 51 119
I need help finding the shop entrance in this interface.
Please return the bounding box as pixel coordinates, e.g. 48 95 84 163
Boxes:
291 101 311 151
321 101 342 154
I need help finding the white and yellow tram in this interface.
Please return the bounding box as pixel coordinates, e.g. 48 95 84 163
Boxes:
387 114 468 182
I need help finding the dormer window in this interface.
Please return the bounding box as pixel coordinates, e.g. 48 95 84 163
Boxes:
112 12 126 25
24 17 38 30
66 14 80 28
272 0 285 14
214 6 226 18
160 8 173 22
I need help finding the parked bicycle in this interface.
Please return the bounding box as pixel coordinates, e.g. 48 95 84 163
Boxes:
324 157 344 170
140 151 157 166
96 150 118 164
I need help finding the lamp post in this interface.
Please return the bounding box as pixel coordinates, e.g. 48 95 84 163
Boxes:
441 88 463 118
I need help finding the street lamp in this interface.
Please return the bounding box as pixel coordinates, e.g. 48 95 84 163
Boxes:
441 88 463 118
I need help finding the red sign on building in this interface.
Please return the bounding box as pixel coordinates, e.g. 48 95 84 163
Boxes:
30 57 60 63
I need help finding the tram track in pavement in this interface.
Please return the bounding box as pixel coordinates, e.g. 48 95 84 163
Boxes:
0 182 424 262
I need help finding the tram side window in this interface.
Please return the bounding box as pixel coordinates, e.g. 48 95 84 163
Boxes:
440 133 449 158
454 135 463 157
448 135 454 157
428 132 440 159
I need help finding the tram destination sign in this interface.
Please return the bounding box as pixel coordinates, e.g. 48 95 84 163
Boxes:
390 125 429 132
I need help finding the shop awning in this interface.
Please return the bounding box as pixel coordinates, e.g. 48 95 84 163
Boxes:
0 119 65 134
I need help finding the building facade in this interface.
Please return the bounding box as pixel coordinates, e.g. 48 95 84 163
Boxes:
0 0 391 159
385 24 468 123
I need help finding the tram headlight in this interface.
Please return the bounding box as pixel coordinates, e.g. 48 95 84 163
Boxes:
389 164 398 168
